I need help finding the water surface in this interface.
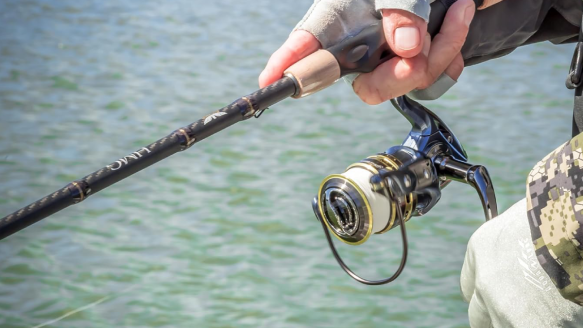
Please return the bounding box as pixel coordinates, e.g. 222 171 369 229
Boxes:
0 1 575 327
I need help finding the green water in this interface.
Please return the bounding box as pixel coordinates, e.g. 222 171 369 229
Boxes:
0 1 575 327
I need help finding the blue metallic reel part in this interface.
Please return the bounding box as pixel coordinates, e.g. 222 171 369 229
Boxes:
314 95 499 285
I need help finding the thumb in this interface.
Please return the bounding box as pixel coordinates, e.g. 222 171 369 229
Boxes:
381 9 428 59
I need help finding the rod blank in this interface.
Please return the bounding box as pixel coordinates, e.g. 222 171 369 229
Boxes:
0 77 297 240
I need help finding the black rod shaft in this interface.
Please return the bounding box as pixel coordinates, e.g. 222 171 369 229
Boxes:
0 77 296 240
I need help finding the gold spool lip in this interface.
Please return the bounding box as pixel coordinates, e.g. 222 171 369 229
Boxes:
318 174 373 246
321 153 416 240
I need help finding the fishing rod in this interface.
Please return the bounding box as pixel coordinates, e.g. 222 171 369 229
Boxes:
1 0 491 285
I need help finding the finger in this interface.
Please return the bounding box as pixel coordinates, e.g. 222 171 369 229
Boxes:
381 9 428 59
444 52 464 81
352 32 430 104
413 52 462 96
421 0 474 89
258 30 320 88
353 55 427 105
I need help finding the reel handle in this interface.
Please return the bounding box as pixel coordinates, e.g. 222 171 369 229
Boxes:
434 156 498 221
285 0 484 98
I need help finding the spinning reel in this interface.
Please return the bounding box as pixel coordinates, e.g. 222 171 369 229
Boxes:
313 96 498 285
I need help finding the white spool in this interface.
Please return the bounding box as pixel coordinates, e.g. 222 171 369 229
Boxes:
343 167 392 233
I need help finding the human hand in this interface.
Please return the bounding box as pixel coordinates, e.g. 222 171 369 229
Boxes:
353 0 473 104
259 0 493 103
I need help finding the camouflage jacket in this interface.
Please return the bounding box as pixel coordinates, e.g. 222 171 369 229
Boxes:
527 132 583 306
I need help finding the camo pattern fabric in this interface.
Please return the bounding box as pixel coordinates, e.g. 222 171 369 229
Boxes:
527 132 583 306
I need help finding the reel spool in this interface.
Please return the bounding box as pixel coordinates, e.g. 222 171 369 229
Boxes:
317 153 417 245
313 96 499 285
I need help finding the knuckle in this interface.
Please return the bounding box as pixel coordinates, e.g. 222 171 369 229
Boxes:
408 59 428 84
373 88 388 104
396 59 418 80
355 84 384 105
416 81 428 91
449 38 466 52
424 70 439 87
283 45 302 60
434 34 466 54
417 78 433 91
425 68 443 89
449 61 464 76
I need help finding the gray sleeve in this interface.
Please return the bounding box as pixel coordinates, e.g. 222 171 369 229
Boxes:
408 73 457 100
375 0 432 21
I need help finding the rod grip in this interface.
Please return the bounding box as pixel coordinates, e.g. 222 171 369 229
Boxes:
284 50 341 98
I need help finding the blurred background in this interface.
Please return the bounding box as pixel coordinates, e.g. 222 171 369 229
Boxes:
0 0 575 327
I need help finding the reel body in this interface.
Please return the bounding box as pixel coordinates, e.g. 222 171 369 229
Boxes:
313 96 499 285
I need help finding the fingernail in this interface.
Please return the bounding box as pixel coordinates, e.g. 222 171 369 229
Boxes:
394 27 420 51
463 5 475 27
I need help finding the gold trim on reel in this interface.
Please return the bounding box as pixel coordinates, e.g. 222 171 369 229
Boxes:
317 153 417 245
317 175 373 245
